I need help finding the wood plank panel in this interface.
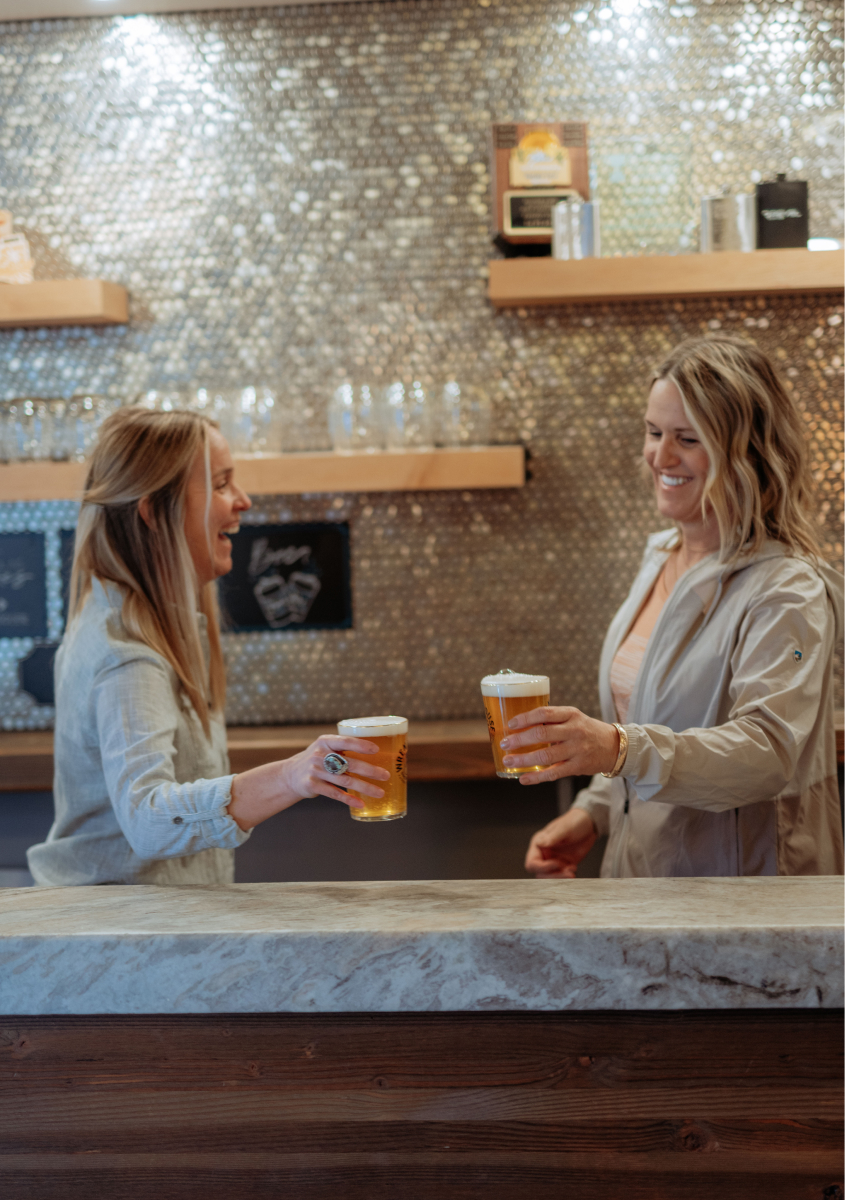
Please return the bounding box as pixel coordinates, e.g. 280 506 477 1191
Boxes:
488 247 844 307
0 279 128 328
0 1154 838 1200
0 446 525 502
0 1012 840 1200
3 1086 842 1141
2 1012 838 1090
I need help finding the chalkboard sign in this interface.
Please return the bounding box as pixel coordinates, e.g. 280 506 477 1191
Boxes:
60 528 75 628
219 523 351 633
19 644 58 706
0 532 47 638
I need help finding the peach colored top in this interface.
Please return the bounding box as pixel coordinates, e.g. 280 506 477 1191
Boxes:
610 560 671 723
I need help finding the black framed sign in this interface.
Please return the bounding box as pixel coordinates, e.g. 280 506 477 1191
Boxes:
19 644 58 706
60 527 76 628
0 532 48 638
218 522 352 633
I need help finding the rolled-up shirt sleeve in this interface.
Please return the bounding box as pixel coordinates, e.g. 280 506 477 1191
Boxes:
94 654 250 860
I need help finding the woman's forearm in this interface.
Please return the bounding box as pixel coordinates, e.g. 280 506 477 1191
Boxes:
226 735 391 831
227 761 303 831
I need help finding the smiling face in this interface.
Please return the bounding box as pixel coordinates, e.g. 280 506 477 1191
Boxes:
643 378 714 532
183 426 251 587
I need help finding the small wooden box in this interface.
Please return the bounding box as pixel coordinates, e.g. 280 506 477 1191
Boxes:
490 121 590 245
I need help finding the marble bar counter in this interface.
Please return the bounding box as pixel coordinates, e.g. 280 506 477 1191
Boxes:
1 877 841 1199
0 876 841 1015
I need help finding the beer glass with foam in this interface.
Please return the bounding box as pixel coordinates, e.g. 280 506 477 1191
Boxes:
337 715 408 821
481 671 550 778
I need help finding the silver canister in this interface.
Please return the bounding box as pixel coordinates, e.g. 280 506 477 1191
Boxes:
552 199 601 260
700 193 756 253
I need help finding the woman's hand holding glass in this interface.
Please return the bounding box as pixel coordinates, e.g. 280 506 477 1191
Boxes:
499 706 621 783
227 733 390 831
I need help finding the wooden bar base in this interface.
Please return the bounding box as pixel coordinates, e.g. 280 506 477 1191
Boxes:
0 1010 840 1198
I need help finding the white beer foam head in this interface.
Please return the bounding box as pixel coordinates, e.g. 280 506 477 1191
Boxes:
481 672 550 698
338 715 409 737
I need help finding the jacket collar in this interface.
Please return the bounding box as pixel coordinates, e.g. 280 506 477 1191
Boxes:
642 529 844 635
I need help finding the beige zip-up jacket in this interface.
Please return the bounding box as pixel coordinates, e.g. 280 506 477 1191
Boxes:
573 529 844 877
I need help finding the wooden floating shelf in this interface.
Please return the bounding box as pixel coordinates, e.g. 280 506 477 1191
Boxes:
236 446 525 495
0 279 128 328
488 247 844 308
0 445 525 502
0 720 497 791
1 716 842 790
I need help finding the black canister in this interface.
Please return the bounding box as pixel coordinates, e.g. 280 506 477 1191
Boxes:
755 174 808 249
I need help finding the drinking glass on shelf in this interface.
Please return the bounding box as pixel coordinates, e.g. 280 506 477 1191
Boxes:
0 399 24 461
190 386 228 420
247 385 280 454
381 380 434 450
65 394 116 462
0 398 55 461
438 381 492 447
226 386 254 454
136 388 188 412
277 393 322 453
27 398 54 460
0 400 13 461
328 383 385 453
225 385 282 454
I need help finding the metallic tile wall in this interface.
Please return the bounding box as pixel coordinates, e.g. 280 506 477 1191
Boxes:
0 0 842 729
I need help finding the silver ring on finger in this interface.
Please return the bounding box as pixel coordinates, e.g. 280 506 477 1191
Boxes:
323 752 349 776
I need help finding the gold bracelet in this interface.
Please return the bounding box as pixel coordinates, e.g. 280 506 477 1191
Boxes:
601 723 629 779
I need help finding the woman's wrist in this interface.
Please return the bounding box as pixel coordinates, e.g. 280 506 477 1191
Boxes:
227 760 300 831
600 722 629 778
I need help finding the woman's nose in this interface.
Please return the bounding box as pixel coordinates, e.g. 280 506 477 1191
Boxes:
653 437 679 468
235 486 252 511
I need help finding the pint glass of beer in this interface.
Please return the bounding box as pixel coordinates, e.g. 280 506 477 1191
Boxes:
337 715 408 821
481 671 550 779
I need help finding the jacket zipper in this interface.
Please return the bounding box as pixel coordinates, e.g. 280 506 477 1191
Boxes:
610 787 630 878
609 560 724 880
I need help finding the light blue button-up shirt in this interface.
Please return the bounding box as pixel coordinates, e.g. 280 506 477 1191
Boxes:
28 579 250 886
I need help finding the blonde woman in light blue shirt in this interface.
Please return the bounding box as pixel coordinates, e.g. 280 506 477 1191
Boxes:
28 407 388 886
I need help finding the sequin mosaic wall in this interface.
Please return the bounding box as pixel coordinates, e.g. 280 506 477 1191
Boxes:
0 0 842 729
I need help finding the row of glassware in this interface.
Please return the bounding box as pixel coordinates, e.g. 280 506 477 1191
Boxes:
0 381 494 463
329 381 492 452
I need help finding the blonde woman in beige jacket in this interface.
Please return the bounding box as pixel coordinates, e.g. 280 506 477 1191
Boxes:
516 336 843 878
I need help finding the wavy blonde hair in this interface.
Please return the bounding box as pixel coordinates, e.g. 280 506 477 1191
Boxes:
68 406 225 736
652 335 821 563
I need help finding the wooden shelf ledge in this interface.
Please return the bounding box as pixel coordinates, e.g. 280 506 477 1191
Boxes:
0 445 525 501
488 247 844 308
0 279 128 328
0 720 496 790
2 716 842 792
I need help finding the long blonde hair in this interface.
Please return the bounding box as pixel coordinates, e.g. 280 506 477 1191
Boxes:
652 335 821 563
68 406 226 736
